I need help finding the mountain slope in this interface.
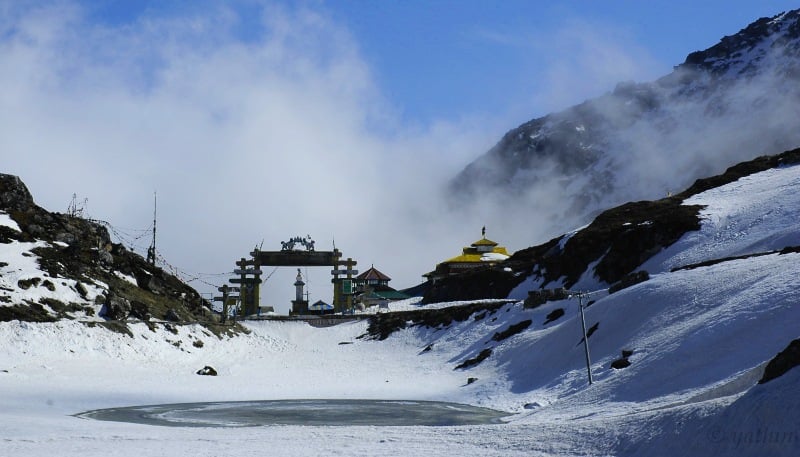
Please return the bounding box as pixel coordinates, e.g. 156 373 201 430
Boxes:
424 148 800 303
1 149 799 455
0 173 232 334
2 155 799 455
450 9 800 241
376 156 800 455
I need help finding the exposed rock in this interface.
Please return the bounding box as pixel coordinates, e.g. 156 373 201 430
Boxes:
164 308 181 322
196 366 217 376
0 174 35 212
363 301 507 341
0 173 236 336
147 276 165 295
491 319 533 342
0 303 56 322
759 339 800 384
75 282 88 299
611 358 632 370
609 271 650 294
94 321 134 337
611 349 635 369
100 294 131 321
543 308 565 325
97 249 113 266
192 339 204 348
455 349 492 370
129 301 151 321
17 277 41 290
524 288 569 309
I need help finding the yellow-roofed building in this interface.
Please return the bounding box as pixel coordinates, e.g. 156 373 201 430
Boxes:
423 227 510 282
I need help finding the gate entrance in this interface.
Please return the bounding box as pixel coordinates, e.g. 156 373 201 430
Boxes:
219 236 357 317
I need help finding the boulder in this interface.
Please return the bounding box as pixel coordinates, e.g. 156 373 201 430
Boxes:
196 366 217 376
164 308 181 322
610 349 634 369
129 301 151 321
100 294 131 320
0 174 35 212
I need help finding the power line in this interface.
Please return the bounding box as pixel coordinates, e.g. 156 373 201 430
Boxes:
92 219 230 289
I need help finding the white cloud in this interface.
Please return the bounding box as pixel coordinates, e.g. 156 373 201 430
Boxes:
0 2 500 311
529 19 665 113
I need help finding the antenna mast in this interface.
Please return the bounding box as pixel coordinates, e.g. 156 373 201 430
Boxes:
147 192 157 265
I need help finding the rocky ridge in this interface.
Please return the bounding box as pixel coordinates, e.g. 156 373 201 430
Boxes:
0 173 235 335
449 9 800 236
425 148 800 303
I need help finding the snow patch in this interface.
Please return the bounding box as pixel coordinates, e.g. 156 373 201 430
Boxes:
0 211 20 232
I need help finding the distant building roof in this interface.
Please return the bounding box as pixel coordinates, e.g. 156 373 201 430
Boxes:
472 237 499 247
444 248 510 264
356 265 391 282
424 228 511 280
361 289 410 301
309 300 333 310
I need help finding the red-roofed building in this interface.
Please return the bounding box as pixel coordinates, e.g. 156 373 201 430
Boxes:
354 265 409 308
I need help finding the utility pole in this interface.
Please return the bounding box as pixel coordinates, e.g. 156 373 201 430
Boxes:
577 292 594 385
566 290 596 386
147 192 157 266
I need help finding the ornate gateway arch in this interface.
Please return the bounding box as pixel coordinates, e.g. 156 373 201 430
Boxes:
224 236 357 316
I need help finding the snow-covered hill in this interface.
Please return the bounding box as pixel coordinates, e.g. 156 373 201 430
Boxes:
450 9 800 244
0 173 224 331
2 155 799 455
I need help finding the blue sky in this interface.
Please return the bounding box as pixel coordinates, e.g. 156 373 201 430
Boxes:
2 0 798 309
78 0 800 126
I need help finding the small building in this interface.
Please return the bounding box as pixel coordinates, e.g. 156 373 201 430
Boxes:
308 300 334 315
423 227 510 282
354 265 410 308
290 269 309 315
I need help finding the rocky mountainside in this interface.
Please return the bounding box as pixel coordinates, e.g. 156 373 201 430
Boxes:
0 174 234 335
450 9 800 238
426 148 800 303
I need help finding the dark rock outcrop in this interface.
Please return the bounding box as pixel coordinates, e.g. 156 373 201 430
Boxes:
611 350 635 370
0 173 236 335
524 288 569 309
423 149 800 304
100 294 132 321
608 271 650 294
363 301 508 341
759 339 800 384
196 366 218 376
491 319 532 342
543 308 565 325
455 349 492 370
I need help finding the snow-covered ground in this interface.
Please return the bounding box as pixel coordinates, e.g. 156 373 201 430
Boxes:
2 164 800 456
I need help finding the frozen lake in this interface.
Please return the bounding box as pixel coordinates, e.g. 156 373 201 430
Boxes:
76 399 511 427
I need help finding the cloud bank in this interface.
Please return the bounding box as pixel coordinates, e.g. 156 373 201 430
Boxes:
2 1 691 311
1 2 513 310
